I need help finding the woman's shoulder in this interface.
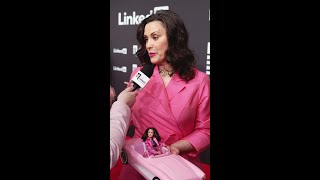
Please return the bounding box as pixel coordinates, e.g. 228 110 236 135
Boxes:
130 66 143 79
192 68 210 82
132 66 143 75
134 66 143 72
194 68 208 77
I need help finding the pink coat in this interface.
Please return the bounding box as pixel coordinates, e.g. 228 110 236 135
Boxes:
129 66 210 166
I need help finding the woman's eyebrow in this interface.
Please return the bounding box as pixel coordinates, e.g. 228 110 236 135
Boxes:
144 30 160 37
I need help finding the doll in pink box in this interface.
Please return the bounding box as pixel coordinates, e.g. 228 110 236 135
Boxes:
141 127 171 158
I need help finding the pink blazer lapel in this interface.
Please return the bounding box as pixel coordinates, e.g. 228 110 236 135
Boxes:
140 67 185 142
166 73 186 101
143 67 171 114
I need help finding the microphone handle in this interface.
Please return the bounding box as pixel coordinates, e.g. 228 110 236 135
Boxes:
132 83 140 91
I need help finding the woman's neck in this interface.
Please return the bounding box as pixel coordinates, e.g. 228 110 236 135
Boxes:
158 64 175 77
158 63 173 72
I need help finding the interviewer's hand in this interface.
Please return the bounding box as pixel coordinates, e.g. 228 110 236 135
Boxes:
117 86 138 107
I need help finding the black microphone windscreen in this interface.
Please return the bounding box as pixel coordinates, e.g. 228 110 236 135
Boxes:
140 64 155 78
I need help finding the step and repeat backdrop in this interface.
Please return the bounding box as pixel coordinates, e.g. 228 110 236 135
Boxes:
110 0 211 164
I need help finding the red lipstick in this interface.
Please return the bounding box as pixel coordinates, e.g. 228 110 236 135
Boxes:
149 53 156 57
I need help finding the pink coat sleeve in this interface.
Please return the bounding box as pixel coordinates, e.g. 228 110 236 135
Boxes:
182 75 210 157
110 101 131 169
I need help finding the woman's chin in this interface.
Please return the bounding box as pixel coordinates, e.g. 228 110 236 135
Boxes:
150 59 160 65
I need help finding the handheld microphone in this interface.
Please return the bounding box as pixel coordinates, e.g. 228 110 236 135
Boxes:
131 64 155 91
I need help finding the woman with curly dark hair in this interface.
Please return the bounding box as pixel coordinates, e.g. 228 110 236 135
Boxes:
120 10 210 179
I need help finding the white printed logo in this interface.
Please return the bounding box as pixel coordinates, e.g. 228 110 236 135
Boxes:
206 42 210 75
113 48 127 54
133 45 138 55
154 6 169 13
131 71 150 89
118 6 169 26
132 64 138 72
113 66 127 73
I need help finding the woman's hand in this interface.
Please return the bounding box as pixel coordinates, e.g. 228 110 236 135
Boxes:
168 144 180 155
168 140 196 155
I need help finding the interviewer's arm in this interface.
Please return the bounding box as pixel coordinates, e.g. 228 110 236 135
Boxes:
110 101 131 169
110 86 137 169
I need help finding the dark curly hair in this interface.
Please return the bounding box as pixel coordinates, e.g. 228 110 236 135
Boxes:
136 10 196 82
141 127 161 142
